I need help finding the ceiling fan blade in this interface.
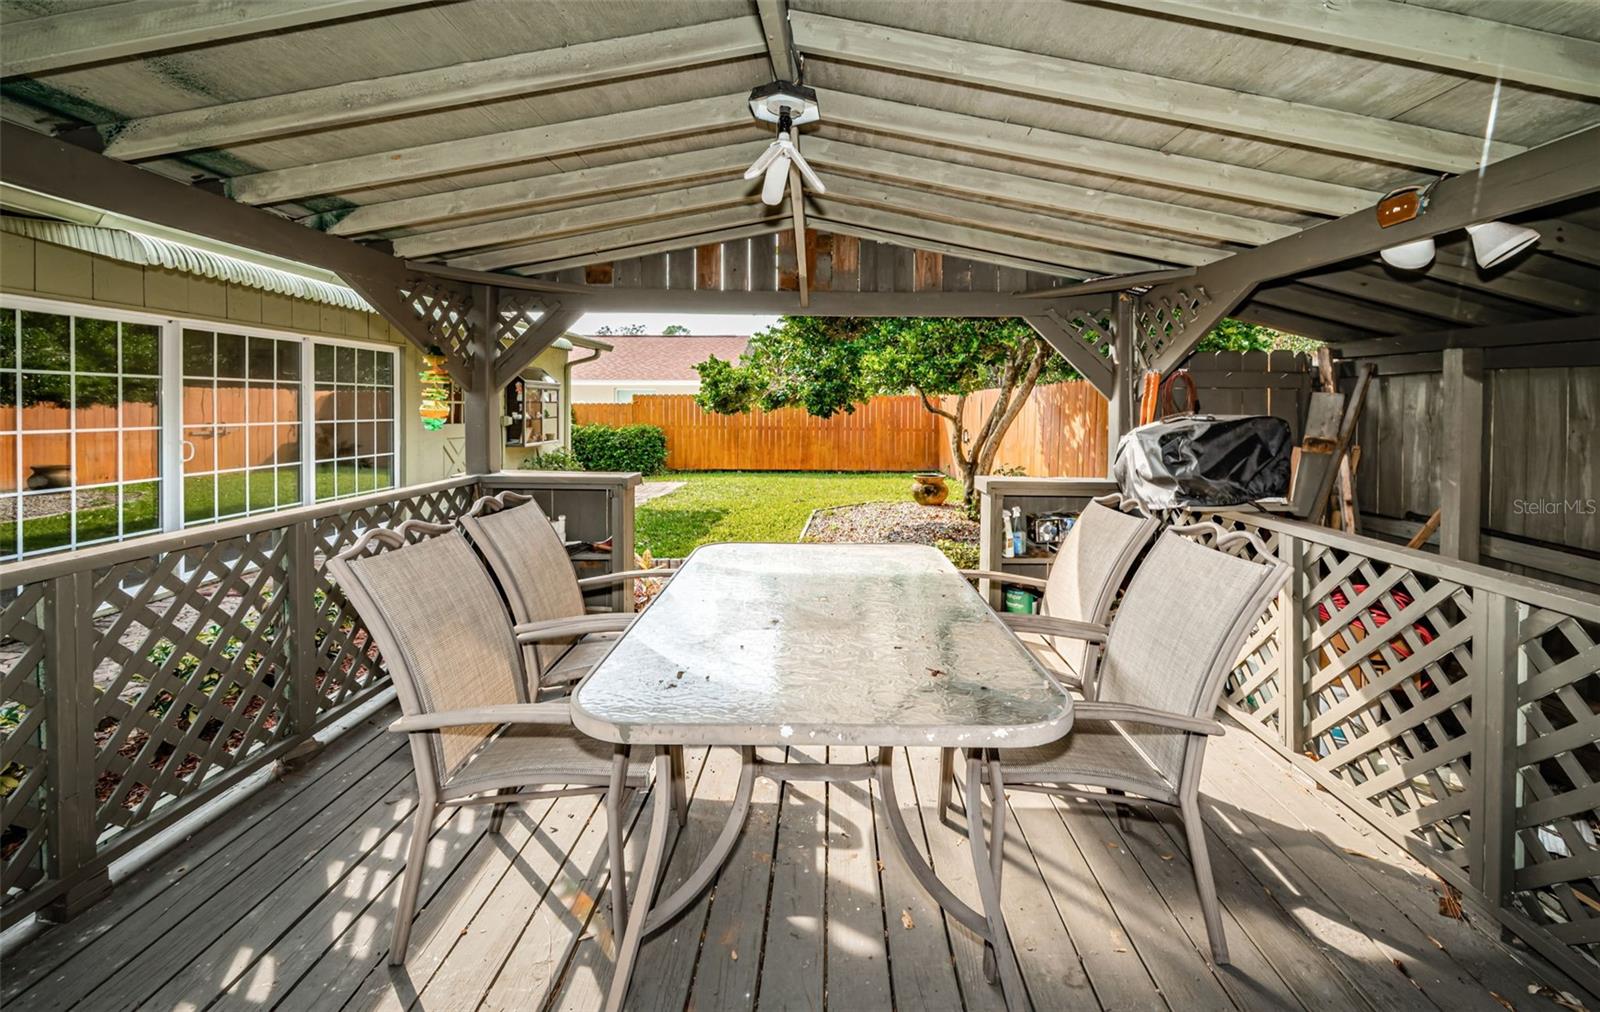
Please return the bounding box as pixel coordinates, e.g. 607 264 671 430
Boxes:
761 153 791 205
788 147 827 194
743 140 780 180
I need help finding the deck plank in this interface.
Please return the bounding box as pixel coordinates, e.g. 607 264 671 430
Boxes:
757 746 829 1010
823 748 893 1010
872 747 966 1011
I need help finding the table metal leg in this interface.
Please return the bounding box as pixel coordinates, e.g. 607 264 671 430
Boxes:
605 750 675 1012
967 751 1028 1009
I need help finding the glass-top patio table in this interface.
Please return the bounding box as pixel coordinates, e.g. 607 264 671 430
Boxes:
573 543 1074 1011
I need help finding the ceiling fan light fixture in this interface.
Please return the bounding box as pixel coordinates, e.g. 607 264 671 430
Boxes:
747 81 819 125
1379 237 1436 270
1466 221 1540 268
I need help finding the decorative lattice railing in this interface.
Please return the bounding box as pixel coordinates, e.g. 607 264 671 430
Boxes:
1184 509 1600 993
0 477 478 925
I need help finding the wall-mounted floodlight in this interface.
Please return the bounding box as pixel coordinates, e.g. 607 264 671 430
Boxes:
1465 221 1541 268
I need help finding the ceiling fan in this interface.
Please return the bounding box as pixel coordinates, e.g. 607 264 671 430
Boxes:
744 81 825 206
743 82 825 305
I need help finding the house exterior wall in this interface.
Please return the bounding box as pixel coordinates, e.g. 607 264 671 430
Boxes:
0 231 570 483
572 378 700 403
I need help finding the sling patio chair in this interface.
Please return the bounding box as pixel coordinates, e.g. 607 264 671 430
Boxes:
327 519 654 964
945 496 1158 812
460 490 678 698
964 525 1288 969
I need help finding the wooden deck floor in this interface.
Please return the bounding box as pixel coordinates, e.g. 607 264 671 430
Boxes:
3 703 1590 1011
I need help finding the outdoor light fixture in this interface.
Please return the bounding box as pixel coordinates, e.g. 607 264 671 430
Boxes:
1465 221 1541 268
1379 237 1437 270
744 82 825 206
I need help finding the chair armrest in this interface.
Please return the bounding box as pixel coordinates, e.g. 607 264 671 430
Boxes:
515 613 633 641
1000 614 1108 641
1075 701 1223 736
959 568 1050 591
576 567 678 589
389 702 572 734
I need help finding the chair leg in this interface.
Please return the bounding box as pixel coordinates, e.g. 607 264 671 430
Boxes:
938 747 955 814
389 792 437 965
966 752 1027 1007
669 745 689 823
608 749 630 937
1180 793 1228 966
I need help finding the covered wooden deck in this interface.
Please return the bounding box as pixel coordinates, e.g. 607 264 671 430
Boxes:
2 702 1583 1012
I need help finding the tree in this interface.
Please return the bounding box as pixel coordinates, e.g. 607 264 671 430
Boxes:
661 324 691 335
595 323 646 336
695 317 1077 505
1197 318 1321 355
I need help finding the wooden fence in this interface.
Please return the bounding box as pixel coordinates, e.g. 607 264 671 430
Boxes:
937 382 1108 478
573 394 943 472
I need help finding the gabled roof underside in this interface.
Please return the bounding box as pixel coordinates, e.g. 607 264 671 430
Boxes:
2 0 1597 342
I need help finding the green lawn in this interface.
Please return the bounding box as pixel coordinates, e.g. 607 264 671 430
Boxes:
635 471 966 557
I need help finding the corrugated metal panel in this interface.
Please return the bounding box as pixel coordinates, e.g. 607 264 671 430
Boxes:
0 217 374 312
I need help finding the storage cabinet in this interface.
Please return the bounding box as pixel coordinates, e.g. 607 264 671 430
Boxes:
975 476 1119 608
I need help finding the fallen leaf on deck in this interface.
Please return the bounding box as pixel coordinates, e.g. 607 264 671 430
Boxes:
901 909 915 930
1159 853 1173 861
876 859 885 871
926 668 945 678
731 948 739 961
1528 984 1588 1011
1490 993 1514 1011
570 890 596 918
1438 884 1464 920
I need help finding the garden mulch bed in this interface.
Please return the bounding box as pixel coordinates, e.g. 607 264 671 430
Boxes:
803 500 978 546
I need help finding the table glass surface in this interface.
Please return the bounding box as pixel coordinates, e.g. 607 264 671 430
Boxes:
571 543 1073 747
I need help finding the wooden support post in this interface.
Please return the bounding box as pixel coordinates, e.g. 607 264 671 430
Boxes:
613 486 637 614
1275 535 1309 756
286 520 321 740
41 572 111 921
1106 294 1138 476
1440 347 1485 562
463 284 503 475
1474 590 1520 907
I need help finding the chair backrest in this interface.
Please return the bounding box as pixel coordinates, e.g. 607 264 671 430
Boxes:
1097 529 1288 788
458 491 585 674
1039 499 1159 679
327 520 524 785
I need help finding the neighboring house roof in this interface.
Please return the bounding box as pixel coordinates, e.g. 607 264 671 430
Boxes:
570 336 749 382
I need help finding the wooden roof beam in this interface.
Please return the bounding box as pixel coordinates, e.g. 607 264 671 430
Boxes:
321 141 769 237
1 0 432 78
756 0 800 81
509 222 789 277
226 93 761 205
822 91 1375 216
446 204 786 272
810 216 1086 280
791 11 1521 172
99 18 767 161
1099 0 1600 100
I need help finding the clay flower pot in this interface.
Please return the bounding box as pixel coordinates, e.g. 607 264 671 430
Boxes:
911 473 949 506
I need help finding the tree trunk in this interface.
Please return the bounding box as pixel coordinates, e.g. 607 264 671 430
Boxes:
911 339 1050 508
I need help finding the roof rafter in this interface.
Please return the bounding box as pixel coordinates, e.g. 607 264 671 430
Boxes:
804 137 1298 246
790 10 1522 172
448 204 784 272
1098 0 1600 99
394 178 761 258
512 222 788 277
821 91 1375 216
0 0 432 78
756 0 799 81
226 93 761 205
99 17 767 161
322 141 769 237
811 216 1086 280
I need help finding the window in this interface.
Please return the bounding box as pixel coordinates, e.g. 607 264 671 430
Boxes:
2 304 162 558
2 295 403 560
312 342 396 501
181 327 302 525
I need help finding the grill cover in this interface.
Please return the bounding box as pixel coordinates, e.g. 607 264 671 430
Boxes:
1113 415 1291 509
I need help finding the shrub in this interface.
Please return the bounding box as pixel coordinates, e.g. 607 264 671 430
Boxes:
934 538 980 570
521 448 584 471
572 423 667 475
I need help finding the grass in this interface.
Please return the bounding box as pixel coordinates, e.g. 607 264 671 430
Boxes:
635 471 966 558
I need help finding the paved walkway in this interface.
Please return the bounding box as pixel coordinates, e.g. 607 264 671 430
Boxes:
635 480 684 506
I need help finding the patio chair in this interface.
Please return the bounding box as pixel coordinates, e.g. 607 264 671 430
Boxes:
459 490 678 696
970 526 1288 967
327 519 652 964
945 496 1158 810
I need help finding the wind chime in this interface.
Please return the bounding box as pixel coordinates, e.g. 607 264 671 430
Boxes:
418 353 451 431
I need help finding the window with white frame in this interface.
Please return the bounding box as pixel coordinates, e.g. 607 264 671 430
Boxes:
2 303 162 558
2 295 401 560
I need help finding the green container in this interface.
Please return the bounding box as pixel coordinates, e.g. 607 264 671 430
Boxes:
1003 587 1040 614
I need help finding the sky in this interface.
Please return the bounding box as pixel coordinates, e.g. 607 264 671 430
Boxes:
570 312 781 336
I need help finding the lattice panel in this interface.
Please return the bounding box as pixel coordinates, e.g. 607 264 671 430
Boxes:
1508 606 1599 969
1045 306 1115 364
1298 541 1478 866
492 292 551 360
1134 286 1211 372
87 531 295 838
1 584 50 900
403 278 474 364
309 483 479 714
